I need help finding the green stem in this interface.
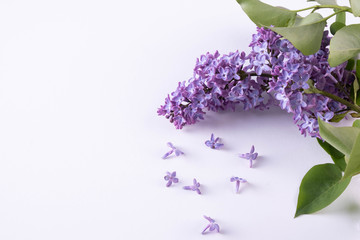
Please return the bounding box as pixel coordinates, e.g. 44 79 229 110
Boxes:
292 5 352 13
314 88 360 113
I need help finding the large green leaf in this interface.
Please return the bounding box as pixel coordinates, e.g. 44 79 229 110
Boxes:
328 24 360 67
344 134 360 178
318 119 360 156
295 163 351 217
350 0 360 17
271 13 326 55
317 138 346 171
308 0 337 4
235 0 297 27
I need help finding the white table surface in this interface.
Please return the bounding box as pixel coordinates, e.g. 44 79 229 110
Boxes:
0 0 359 239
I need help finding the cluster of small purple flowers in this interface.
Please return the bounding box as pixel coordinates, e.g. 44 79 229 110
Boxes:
158 27 354 137
157 49 268 129
257 28 353 137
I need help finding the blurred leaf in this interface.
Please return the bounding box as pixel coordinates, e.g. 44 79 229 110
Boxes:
317 138 346 171
295 163 351 217
307 0 337 4
330 111 349 122
236 0 297 27
354 120 360 128
318 119 360 156
271 13 326 55
350 0 360 17
330 22 345 35
346 59 355 70
329 24 360 67
344 134 360 178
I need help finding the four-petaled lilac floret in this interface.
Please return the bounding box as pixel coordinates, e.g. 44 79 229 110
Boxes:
202 216 220 234
205 133 224 149
164 171 179 187
230 177 247 193
162 142 184 159
183 178 201 194
239 145 258 168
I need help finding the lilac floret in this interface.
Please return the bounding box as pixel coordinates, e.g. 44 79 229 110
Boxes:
230 177 247 193
183 178 201 195
162 142 184 159
239 145 258 168
164 171 179 187
202 216 220 234
205 133 224 149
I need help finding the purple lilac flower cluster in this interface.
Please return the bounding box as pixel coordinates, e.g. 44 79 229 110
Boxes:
257 28 353 137
157 49 268 129
158 27 354 137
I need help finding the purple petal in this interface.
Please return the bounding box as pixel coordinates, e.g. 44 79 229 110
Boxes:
171 171 176 177
202 225 210 234
205 140 213 147
164 175 170 181
204 216 215 223
196 189 202 195
172 178 179 183
162 150 173 159
250 145 255 153
174 149 184 156
183 186 192 190
167 142 175 149
214 143 224 149
166 181 172 187
230 177 236 182
214 224 220 232
210 133 214 141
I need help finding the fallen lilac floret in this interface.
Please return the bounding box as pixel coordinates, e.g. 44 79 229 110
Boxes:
230 177 247 193
239 145 258 168
183 178 201 194
162 142 184 159
205 133 224 149
202 216 220 234
164 171 179 187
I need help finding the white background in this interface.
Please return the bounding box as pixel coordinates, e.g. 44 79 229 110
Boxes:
0 0 359 239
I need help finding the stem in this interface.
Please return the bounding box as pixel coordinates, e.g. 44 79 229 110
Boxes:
292 5 352 13
323 9 348 21
314 89 360 113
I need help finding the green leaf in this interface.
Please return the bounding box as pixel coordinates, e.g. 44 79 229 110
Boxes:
346 59 355 70
344 134 360 178
235 0 297 27
308 0 337 4
330 22 345 35
329 111 349 122
295 163 351 217
328 24 360 67
271 13 326 55
317 138 346 171
353 119 360 128
350 0 360 17
318 119 360 156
